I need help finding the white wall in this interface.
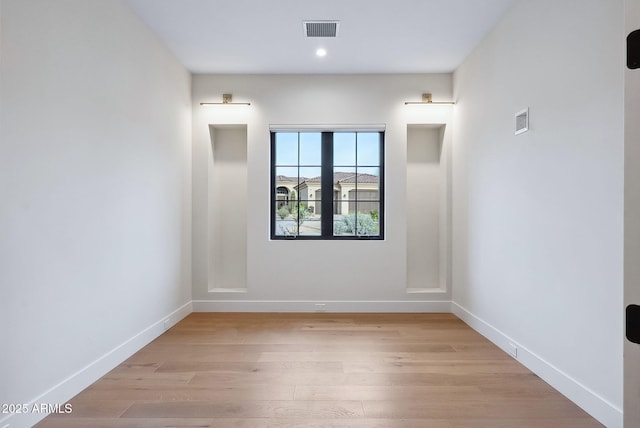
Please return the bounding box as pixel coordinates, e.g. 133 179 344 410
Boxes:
625 1 640 426
452 0 623 426
0 1 192 426
192 74 453 311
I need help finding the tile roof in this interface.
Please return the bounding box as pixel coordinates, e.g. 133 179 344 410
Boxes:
337 173 378 184
275 175 306 182
290 172 379 186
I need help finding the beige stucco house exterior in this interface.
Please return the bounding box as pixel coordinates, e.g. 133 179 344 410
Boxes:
276 172 379 215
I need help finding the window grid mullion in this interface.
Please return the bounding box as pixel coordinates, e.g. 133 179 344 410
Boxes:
296 133 300 236
355 132 359 234
270 132 276 238
321 132 333 237
378 131 385 238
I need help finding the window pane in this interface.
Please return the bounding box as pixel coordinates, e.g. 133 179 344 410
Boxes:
334 166 355 197
334 166 355 221
298 201 321 236
357 132 380 166
333 204 379 236
356 167 380 195
275 205 297 236
311 190 322 214
275 167 299 202
275 133 298 165
333 132 356 165
299 166 321 182
333 203 354 236
356 202 380 236
298 167 321 202
347 195 358 213
299 133 322 165
347 190 380 203
275 167 299 184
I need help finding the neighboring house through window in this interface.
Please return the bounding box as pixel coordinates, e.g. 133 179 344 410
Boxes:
271 130 384 239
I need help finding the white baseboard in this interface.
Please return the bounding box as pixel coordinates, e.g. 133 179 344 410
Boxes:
1 301 192 428
451 302 623 428
192 299 451 313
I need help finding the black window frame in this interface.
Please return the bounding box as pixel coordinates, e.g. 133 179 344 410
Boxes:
270 130 385 240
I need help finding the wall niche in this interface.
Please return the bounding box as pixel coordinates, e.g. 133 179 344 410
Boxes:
406 124 449 292
208 125 247 292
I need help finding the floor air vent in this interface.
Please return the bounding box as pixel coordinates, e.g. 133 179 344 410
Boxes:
304 21 339 37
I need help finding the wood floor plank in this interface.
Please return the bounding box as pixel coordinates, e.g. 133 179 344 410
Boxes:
189 371 543 388
293 385 482 401
156 361 344 374
38 418 444 428
194 419 451 428
188 372 398 387
73 385 296 401
36 313 604 427
343 360 531 375
125 350 264 364
448 419 604 428
362 399 491 419
256 349 506 363
120 400 364 419
143 343 316 353
92 372 195 389
35 417 215 427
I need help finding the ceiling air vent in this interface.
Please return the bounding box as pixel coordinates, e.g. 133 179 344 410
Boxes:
304 21 339 38
515 108 529 135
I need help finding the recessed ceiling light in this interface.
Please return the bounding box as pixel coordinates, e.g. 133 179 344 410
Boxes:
316 48 327 57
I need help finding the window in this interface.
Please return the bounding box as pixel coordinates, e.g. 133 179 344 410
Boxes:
271 130 384 239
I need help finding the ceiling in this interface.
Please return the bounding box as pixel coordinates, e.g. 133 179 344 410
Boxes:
126 0 516 74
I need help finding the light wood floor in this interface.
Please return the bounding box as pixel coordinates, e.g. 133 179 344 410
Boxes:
36 313 603 428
